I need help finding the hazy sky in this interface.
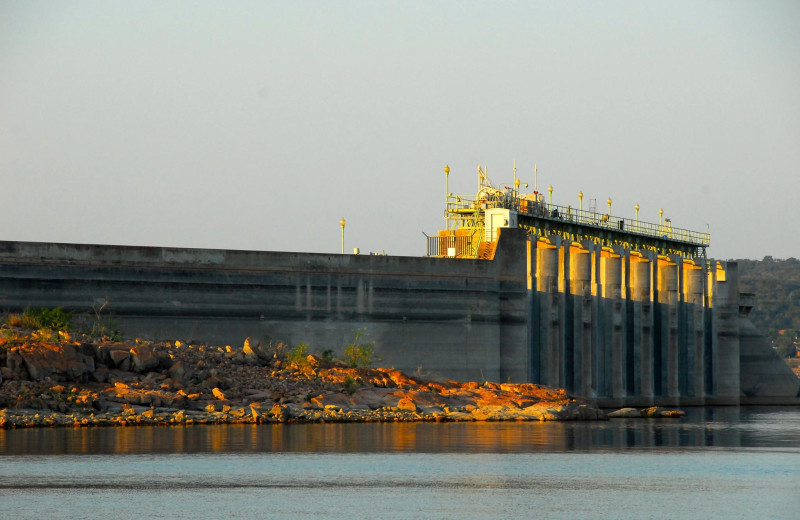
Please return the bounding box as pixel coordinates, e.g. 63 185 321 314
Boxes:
2 1 798 260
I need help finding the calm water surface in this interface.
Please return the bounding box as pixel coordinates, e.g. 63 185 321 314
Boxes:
1 407 798 519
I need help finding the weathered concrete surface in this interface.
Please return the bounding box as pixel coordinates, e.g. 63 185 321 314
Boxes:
0 232 529 385
524 235 796 407
1 232 797 406
739 316 800 403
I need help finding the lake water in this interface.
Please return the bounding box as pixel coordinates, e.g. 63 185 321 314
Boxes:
1 407 798 519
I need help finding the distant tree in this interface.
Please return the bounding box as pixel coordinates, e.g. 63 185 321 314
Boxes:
774 331 797 358
737 257 800 355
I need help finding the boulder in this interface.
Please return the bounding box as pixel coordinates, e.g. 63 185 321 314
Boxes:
386 370 418 388
168 360 193 384
243 391 272 401
212 387 227 400
242 337 273 363
470 408 492 421
242 338 258 361
199 375 228 392
1 365 15 381
106 369 138 385
76 342 99 360
5 349 29 380
349 388 396 409
91 365 110 383
269 403 289 422
607 408 642 418
14 343 94 382
641 406 685 418
107 349 131 371
397 397 418 412
96 343 130 365
130 345 161 373
606 407 686 419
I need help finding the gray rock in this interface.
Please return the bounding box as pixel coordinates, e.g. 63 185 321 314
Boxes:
96 344 130 365
108 349 131 371
168 360 192 384
0 366 16 381
91 365 110 383
607 407 643 418
76 342 99 360
5 349 27 379
15 343 93 382
130 345 161 373
199 375 228 391
243 391 272 401
641 406 685 418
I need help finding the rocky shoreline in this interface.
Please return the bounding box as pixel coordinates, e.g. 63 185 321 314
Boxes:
0 330 681 429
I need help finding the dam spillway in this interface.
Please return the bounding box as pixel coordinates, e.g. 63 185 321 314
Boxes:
1 164 797 405
0 232 797 406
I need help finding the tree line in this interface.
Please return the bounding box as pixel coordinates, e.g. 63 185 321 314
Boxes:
736 256 800 358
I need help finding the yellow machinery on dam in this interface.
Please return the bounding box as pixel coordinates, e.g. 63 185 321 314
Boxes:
427 164 710 261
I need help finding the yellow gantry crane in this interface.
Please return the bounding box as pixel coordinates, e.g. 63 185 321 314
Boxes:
427 163 710 260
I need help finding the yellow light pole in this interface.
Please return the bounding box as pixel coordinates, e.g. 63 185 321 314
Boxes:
548 185 553 205
635 203 640 230
513 159 517 192
578 191 583 212
444 165 450 231
607 198 612 215
659 208 664 228
339 217 346 254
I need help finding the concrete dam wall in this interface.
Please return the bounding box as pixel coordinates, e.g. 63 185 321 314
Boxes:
0 232 797 406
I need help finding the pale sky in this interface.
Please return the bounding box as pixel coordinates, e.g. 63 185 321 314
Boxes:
2 1 798 260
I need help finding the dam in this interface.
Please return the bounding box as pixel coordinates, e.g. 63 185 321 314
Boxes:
1 165 797 406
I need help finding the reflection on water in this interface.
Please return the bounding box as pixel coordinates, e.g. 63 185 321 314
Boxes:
3 407 798 520
1 407 798 456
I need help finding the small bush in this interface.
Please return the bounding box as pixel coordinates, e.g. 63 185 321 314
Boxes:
321 349 335 364
76 315 121 340
5 314 22 328
343 328 375 368
77 298 122 340
288 343 310 367
343 376 358 395
19 307 73 332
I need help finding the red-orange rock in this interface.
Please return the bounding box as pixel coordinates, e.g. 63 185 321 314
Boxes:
397 397 417 412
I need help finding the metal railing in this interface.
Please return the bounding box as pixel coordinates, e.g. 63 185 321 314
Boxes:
426 235 477 258
446 195 710 247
